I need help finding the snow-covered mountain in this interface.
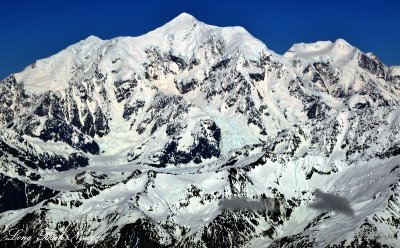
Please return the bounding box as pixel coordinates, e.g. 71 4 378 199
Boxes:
1 13 400 247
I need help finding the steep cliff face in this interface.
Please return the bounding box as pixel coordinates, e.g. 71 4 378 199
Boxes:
0 13 399 247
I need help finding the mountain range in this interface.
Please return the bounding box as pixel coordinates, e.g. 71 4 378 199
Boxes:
0 13 399 247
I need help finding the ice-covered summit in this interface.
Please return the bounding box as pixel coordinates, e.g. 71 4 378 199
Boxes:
14 13 269 94
284 38 357 63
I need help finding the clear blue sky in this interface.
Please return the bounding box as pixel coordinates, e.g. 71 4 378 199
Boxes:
1 0 399 79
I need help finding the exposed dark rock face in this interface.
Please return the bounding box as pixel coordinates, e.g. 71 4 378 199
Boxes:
0 76 106 155
358 53 385 78
0 174 58 213
154 119 221 166
0 129 88 171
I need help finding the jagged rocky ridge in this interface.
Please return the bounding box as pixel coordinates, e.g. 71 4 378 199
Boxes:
0 13 400 247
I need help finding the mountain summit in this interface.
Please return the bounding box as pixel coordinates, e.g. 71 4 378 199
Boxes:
165 12 199 25
1 13 400 247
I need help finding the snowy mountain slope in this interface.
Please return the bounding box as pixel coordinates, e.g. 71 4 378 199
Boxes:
0 13 400 247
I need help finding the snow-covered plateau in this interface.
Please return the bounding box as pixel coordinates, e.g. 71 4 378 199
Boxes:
0 13 400 247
